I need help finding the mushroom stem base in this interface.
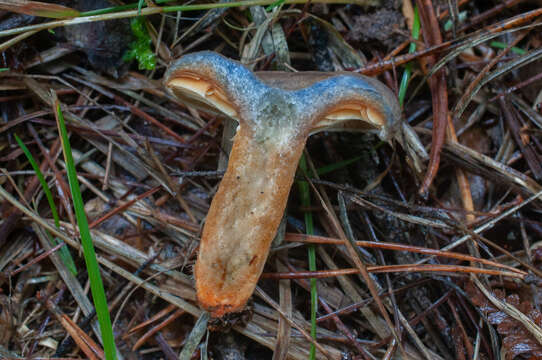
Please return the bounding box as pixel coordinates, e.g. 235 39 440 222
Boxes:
195 127 305 317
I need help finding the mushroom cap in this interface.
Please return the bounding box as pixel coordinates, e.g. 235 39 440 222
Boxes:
164 51 400 142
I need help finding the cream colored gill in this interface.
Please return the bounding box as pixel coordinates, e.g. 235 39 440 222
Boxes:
167 75 238 118
313 103 385 132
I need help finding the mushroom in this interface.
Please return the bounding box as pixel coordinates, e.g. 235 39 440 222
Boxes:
164 51 401 317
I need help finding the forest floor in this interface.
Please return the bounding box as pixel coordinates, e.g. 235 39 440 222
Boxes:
1 0 542 359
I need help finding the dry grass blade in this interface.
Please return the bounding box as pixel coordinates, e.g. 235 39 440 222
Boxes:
178 312 209 360
442 141 542 198
272 257 292 360
347 194 451 229
0 0 79 18
286 233 527 275
126 304 177 335
41 295 104 360
131 308 185 350
264 265 525 279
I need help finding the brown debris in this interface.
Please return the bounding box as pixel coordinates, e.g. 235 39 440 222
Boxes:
467 281 542 359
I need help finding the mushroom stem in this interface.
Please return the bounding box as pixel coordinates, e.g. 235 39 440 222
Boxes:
196 126 305 316
164 51 401 318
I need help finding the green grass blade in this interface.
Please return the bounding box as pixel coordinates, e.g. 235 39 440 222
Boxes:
265 0 286 11
137 0 144 15
80 0 174 16
398 6 420 106
54 102 117 360
46 232 78 275
297 154 317 360
14 134 60 227
490 41 526 55
14 134 77 275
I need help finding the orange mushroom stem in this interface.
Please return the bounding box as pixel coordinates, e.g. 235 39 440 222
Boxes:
165 51 401 317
